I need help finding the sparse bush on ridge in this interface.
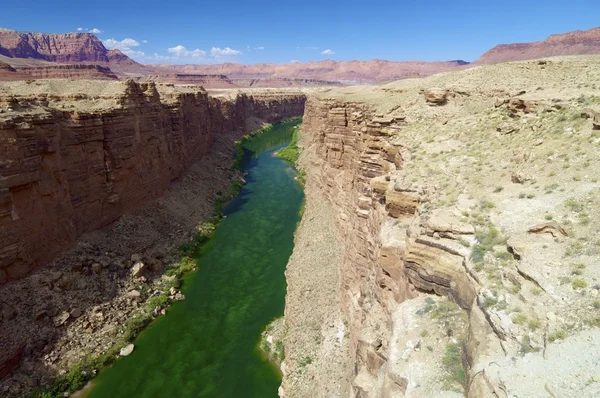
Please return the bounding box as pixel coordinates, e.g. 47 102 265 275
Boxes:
471 224 507 264
442 342 466 389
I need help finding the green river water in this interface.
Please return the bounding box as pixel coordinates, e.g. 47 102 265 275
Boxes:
87 120 303 398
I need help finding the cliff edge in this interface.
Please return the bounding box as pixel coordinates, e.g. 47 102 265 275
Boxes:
284 55 600 397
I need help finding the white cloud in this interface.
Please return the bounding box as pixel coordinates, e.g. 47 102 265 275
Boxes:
321 49 335 55
102 38 145 58
151 53 173 61
76 27 102 34
149 44 242 63
290 60 301 63
254 46 264 50
142 40 148 44
307 46 319 50
211 47 242 56
103 38 140 50
167 45 206 58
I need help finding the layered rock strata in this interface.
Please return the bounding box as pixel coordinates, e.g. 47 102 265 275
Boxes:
0 29 109 63
14 65 119 80
284 56 600 397
0 80 305 284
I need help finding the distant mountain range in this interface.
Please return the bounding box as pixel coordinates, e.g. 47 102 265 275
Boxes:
475 27 600 64
1 26 600 85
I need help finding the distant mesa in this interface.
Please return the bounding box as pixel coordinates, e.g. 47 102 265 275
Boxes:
476 26 600 64
0 28 109 63
0 28 151 76
0 60 16 72
152 59 469 84
0 60 32 81
140 73 344 88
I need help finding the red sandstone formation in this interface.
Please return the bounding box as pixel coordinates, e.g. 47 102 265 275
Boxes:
0 28 109 63
0 61 31 81
0 81 305 284
0 29 150 77
14 65 118 80
476 26 600 64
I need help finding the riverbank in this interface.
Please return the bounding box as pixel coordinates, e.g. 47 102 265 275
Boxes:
0 116 302 397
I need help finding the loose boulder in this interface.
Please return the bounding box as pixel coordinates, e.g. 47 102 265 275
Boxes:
421 88 448 105
497 122 518 134
583 108 600 130
119 344 134 357
527 222 569 237
131 262 146 278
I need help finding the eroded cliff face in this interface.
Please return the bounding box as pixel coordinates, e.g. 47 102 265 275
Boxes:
0 29 109 63
284 56 600 397
0 80 305 284
283 98 424 397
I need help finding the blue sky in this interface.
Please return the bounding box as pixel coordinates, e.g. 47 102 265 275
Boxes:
1 0 599 64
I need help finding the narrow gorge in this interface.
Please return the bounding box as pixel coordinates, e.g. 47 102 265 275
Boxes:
0 80 306 396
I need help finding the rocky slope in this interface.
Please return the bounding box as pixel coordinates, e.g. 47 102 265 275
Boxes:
477 26 600 64
283 55 600 397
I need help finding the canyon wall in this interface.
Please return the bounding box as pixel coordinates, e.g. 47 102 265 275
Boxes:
0 81 305 284
285 96 498 397
284 98 420 396
285 56 600 398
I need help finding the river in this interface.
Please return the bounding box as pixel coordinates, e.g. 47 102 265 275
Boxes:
86 120 303 397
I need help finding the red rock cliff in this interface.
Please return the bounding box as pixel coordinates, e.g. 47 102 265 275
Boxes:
0 29 109 63
0 81 305 284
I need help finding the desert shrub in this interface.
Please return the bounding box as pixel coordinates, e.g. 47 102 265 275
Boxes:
471 225 507 263
572 278 587 289
548 330 568 343
442 343 466 388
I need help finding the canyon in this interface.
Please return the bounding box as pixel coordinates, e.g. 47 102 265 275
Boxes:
1 23 600 398
0 80 305 395
0 80 304 283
